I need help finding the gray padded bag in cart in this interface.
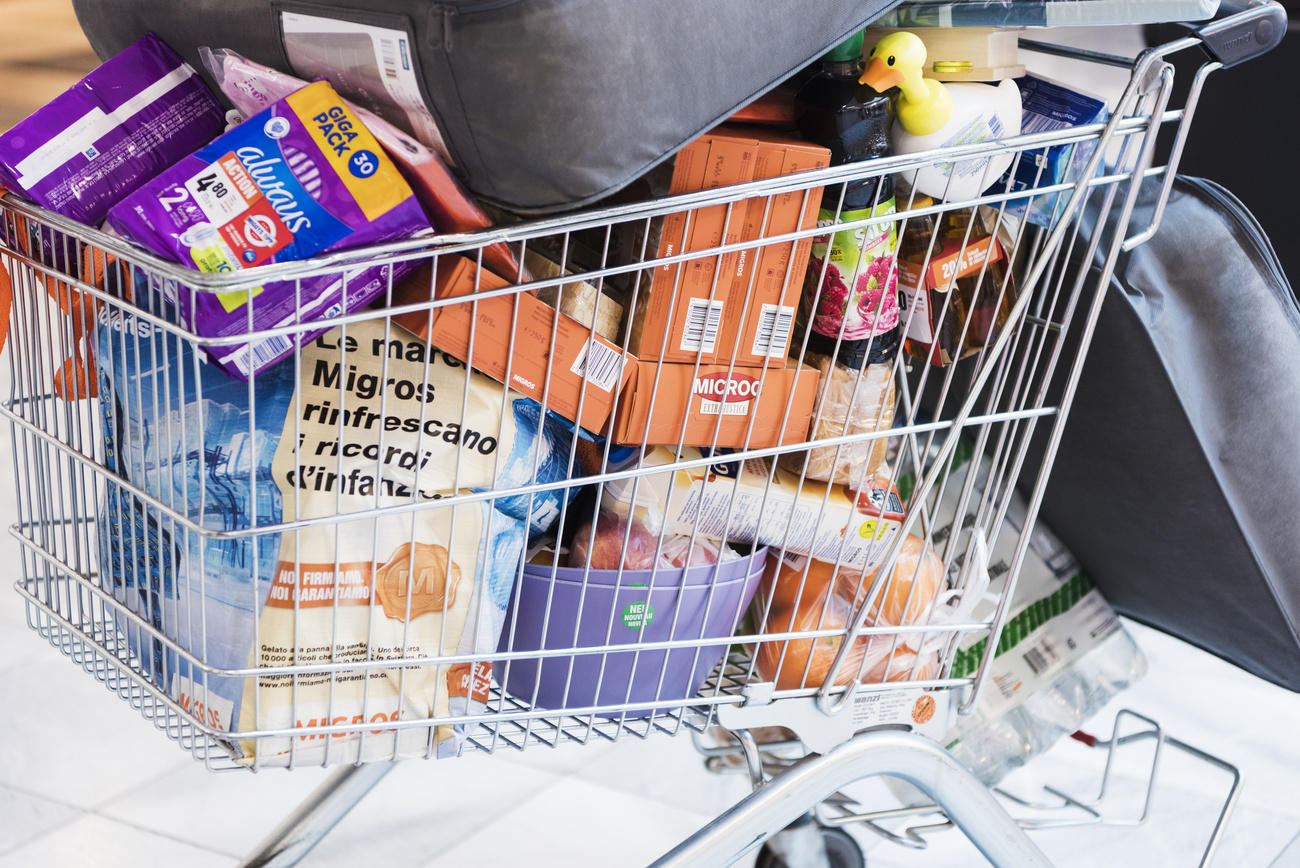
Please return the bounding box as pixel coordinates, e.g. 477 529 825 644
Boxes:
1033 175 1300 692
70 0 901 213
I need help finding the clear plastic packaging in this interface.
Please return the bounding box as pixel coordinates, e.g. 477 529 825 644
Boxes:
782 352 896 488
569 510 661 570
947 627 1146 784
907 441 1148 785
754 537 944 691
567 508 740 571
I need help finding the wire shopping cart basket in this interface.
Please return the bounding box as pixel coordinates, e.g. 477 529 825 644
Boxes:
0 4 1284 866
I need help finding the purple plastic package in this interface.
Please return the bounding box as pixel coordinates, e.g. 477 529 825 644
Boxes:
0 33 224 227
107 80 431 379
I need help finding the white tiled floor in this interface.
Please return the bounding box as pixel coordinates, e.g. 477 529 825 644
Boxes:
3 599 1299 867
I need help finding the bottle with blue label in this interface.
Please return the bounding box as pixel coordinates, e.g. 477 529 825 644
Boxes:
794 30 899 371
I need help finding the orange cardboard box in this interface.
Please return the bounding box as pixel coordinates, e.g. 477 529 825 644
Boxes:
632 129 829 367
613 359 820 449
634 132 756 365
391 257 635 434
730 127 831 366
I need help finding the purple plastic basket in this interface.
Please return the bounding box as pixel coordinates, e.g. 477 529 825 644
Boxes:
496 547 768 717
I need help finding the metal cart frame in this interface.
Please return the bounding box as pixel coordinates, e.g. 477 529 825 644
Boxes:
0 4 1283 865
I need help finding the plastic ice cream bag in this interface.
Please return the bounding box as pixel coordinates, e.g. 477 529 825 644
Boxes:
95 281 574 764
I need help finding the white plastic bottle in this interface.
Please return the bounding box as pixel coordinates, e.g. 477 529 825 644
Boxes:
891 78 1022 202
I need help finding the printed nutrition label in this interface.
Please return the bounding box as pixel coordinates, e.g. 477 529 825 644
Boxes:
281 11 452 162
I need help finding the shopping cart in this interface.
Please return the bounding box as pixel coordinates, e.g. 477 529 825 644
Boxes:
0 3 1283 866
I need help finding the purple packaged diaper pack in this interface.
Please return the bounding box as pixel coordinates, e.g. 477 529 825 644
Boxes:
107 80 432 379
0 33 224 227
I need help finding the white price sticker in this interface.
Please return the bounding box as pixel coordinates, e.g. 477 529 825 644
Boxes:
901 282 934 344
569 339 625 393
184 159 252 225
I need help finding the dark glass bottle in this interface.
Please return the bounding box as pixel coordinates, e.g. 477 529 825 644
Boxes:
794 31 899 371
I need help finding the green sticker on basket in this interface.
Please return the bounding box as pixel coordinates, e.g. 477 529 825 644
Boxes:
621 600 654 630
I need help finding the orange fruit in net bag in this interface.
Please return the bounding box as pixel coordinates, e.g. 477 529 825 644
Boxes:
754 536 944 690
867 533 946 628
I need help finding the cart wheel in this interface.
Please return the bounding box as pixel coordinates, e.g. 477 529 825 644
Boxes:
754 825 865 868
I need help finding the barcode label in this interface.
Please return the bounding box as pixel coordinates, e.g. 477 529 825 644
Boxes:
569 339 625 393
1022 639 1060 676
231 333 294 376
680 298 724 353
751 303 794 357
380 37 400 80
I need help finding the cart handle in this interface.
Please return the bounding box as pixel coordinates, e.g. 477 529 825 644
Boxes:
1194 0 1287 68
1121 0 1286 251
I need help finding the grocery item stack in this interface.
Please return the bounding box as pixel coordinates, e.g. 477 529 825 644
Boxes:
0 17 1148 772
620 128 832 450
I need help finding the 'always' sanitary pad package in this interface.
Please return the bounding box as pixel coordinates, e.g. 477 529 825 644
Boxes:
0 33 224 226
107 81 431 380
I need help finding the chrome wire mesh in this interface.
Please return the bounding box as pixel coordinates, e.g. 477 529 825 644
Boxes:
0 44 1188 771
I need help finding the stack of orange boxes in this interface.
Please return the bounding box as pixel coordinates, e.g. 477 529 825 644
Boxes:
618 127 832 449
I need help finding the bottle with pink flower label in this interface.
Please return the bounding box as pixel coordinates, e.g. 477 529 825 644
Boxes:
793 29 899 370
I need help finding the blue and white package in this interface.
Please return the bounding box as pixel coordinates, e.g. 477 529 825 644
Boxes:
1001 75 1109 228
882 0 1217 27
96 288 573 765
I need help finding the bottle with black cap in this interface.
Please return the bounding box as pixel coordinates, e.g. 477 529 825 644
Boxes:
793 29 900 372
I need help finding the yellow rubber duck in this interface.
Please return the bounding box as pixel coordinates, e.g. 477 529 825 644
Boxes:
859 31 953 137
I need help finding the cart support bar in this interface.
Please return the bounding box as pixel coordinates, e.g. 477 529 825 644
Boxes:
650 729 1052 868
240 762 395 868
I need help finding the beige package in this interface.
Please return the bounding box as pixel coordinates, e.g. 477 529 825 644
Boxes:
782 353 897 488
526 250 624 342
238 319 528 766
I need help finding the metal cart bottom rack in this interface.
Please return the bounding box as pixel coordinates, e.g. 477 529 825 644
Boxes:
243 729 1046 867
0 3 1283 866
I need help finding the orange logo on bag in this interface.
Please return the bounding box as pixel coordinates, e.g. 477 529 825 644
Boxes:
912 694 936 725
374 542 462 621
447 661 492 703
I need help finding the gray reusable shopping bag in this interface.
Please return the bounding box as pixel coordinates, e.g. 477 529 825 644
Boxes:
71 0 901 213
1034 176 1300 691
